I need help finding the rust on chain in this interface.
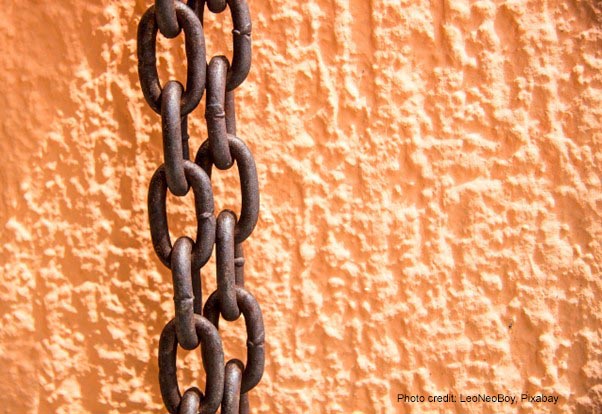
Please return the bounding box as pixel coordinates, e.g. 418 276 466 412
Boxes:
136 0 265 410
155 0 180 38
148 161 216 270
171 237 200 350
225 90 236 135
206 56 234 170
195 136 259 244
159 316 225 414
181 115 190 160
192 267 203 314
225 0 252 91
239 392 250 414
191 0 252 91
207 0 228 14
224 80 246 290
179 387 202 414
216 210 240 321
162 80 189 196
234 243 245 286
222 359 244 414
204 287 265 394
137 2 206 115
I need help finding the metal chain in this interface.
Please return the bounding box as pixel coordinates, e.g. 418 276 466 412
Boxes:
136 0 264 412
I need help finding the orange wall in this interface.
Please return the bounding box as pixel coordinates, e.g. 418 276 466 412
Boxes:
1 0 601 413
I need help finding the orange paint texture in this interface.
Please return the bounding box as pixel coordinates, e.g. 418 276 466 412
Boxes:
1 0 602 413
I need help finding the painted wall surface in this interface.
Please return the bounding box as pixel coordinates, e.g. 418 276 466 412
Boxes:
1 0 602 413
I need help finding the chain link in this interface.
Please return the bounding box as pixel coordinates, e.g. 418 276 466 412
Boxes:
138 2 206 115
204 287 265 394
136 0 265 411
195 136 260 244
194 0 252 90
159 316 225 414
148 161 215 271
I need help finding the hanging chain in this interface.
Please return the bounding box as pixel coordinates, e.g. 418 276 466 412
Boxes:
136 0 264 412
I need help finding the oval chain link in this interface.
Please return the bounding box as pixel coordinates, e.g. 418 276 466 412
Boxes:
148 161 215 271
195 136 260 244
138 2 206 115
194 0 252 91
204 287 265 394
159 316 225 414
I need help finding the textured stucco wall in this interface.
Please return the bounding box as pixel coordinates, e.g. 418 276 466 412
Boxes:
1 0 602 413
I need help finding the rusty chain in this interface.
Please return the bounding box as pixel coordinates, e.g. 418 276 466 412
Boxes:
136 0 264 412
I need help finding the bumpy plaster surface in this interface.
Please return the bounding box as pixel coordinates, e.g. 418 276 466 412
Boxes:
1 0 602 413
